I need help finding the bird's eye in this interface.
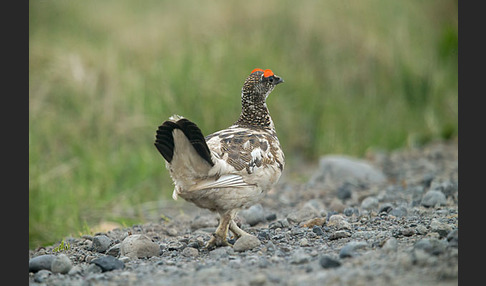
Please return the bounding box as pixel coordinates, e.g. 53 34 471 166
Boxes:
268 77 274 83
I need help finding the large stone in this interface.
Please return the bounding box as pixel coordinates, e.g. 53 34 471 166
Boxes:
233 235 261 252
120 234 160 259
29 255 56 272
51 254 72 274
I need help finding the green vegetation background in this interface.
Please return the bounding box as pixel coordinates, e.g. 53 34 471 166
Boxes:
29 0 457 248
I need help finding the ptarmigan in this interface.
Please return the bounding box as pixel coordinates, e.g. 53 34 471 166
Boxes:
154 68 285 248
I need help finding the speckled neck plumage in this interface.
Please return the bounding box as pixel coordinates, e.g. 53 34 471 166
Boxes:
234 92 273 129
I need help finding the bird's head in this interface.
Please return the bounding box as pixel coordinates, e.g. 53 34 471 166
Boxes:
242 68 284 101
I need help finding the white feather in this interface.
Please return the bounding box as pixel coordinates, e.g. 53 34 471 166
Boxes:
188 174 251 192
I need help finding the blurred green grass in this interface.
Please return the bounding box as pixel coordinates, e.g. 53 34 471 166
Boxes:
29 0 457 248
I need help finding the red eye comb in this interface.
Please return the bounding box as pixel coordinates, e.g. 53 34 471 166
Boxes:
251 68 274 77
263 69 274 77
251 68 264 74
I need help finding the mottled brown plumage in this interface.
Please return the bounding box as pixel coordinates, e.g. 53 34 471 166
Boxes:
155 68 284 248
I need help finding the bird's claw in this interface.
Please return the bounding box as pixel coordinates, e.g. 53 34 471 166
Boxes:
205 233 231 250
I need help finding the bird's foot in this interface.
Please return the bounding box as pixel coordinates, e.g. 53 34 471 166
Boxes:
205 233 231 250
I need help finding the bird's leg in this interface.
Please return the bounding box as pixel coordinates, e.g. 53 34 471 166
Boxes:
229 219 251 238
206 212 232 249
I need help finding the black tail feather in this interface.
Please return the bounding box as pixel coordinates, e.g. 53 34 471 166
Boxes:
154 118 214 166
154 121 178 163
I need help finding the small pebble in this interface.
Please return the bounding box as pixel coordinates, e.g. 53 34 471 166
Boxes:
319 255 341 269
312 225 324 236
327 214 351 230
447 229 458 247
413 238 447 256
209 246 232 258
92 235 112 253
181 246 199 257
339 241 367 258
266 213 277 221
299 238 309 247
390 206 408 217
34 270 51 283
382 237 398 252
361 196 379 210
68 265 83 276
290 249 309 264
106 243 121 257
329 230 351 240
421 190 447 207
400 227 415 237
249 273 267 286
90 256 125 272
429 218 452 238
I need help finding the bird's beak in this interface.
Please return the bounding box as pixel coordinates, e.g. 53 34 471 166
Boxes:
274 75 284 85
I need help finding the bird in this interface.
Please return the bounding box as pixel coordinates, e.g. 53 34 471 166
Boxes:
154 68 285 249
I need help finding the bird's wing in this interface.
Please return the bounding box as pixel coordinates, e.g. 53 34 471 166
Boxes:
205 126 284 189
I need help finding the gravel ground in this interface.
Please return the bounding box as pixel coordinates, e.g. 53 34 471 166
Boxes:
29 139 458 285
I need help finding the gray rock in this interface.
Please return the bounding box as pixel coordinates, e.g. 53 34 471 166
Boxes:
29 254 56 272
415 224 428 235
343 207 360 217
327 214 351 230
329 230 351 240
67 265 83 276
319 255 341 269
90 255 125 272
120 234 160 259
269 219 290 229
400 227 415 237
430 180 458 198
390 206 408 217
34 269 51 283
339 241 367 258
361 196 379 210
312 225 324 236
239 204 266 226
303 199 327 216
379 203 393 213
299 238 309 247
413 238 447 255
51 254 72 274
86 263 103 274
287 207 320 224
429 218 452 238
447 229 458 247
181 246 199 257
309 155 386 187
233 235 261 252
209 246 232 258
337 182 354 201
290 249 309 264
106 243 121 257
92 235 112 253
421 190 447 207
249 273 267 286
382 237 398 252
